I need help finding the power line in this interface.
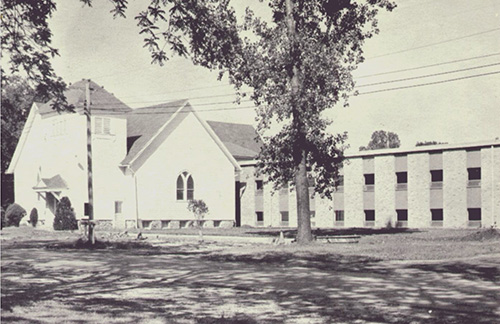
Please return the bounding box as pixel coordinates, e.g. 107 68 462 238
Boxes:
90 61 500 107
357 62 500 88
356 52 500 79
367 28 500 60
91 98 254 109
87 70 500 112
115 92 244 106
110 52 500 102
91 105 258 114
357 70 500 96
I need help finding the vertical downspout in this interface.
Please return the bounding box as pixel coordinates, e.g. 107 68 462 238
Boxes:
129 167 140 229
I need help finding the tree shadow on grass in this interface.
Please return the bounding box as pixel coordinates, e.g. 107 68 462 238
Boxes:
407 262 500 282
246 227 419 238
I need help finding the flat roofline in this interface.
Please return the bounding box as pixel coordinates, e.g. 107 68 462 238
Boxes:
237 140 500 167
347 139 500 159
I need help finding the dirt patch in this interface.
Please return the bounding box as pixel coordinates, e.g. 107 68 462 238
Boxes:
459 228 500 241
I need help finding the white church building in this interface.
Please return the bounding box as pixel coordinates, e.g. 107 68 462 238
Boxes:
7 80 500 230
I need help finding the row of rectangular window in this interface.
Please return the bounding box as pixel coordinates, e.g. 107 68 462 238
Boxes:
257 209 482 223
363 168 481 186
254 168 481 194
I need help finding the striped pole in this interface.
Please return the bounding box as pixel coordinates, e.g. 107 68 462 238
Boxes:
85 80 95 244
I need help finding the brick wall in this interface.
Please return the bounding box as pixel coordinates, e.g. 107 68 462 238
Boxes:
481 147 500 227
239 166 256 226
408 153 430 227
443 150 467 227
344 158 364 227
375 155 396 227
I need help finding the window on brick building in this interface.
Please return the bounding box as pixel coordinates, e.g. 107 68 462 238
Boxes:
255 180 263 193
468 168 481 180
396 209 408 221
431 209 443 221
364 210 375 221
335 210 344 222
396 172 408 184
468 208 481 221
430 170 443 182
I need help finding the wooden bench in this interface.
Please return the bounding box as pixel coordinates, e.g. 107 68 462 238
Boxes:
316 235 361 244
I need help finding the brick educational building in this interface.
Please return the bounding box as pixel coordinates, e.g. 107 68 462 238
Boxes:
240 141 500 229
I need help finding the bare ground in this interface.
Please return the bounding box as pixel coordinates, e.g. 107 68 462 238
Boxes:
1 227 500 324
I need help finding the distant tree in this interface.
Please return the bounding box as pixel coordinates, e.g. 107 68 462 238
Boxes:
415 141 448 146
5 203 26 227
187 199 209 242
360 130 400 151
30 208 39 227
53 197 78 231
1 76 38 208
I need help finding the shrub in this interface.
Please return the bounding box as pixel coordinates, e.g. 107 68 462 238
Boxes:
30 208 38 227
5 203 26 227
187 199 209 242
53 197 78 231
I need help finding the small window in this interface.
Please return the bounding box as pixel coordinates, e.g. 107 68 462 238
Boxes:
95 117 103 134
256 211 264 222
335 210 344 222
256 180 263 191
94 117 111 135
396 172 407 184
431 209 443 221
281 211 289 222
364 174 375 185
431 170 443 182
364 210 375 221
468 208 481 221
396 209 408 221
468 168 481 180
115 201 122 214
310 211 316 218
142 220 152 229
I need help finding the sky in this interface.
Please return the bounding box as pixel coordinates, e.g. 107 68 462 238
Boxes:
48 0 500 153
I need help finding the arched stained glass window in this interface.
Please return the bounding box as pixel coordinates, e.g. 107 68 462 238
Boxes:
187 176 194 200
176 175 184 200
176 172 194 201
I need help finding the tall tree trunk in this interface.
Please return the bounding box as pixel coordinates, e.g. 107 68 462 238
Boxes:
295 149 313 243
286 0 313 244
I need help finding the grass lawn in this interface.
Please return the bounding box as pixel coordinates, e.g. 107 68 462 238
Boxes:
2 226 500 323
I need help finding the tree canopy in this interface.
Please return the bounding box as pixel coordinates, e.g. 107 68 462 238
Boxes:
1 0 71 111
359 130 401 151
415 141 448 147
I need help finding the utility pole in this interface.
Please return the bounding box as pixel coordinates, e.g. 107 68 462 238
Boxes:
85 79 95 244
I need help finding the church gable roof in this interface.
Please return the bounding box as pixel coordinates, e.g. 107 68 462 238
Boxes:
38 80 132 117
206 121 262 161
121 100 188 168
